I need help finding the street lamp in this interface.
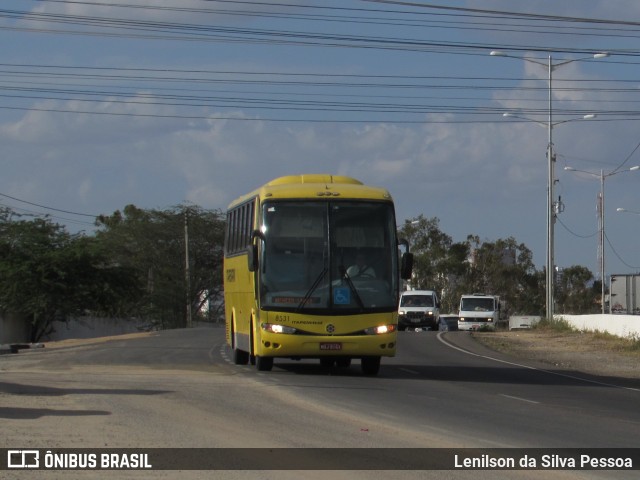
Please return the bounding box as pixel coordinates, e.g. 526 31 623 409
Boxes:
564 165 640 313
617 207 640 215
502 110 596 318
492 50 609 320
503 112 596 126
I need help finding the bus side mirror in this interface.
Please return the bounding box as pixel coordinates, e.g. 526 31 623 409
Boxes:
400 252 413 280
248 229 265 273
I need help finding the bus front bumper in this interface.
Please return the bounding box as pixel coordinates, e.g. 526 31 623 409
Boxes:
256 332 397 358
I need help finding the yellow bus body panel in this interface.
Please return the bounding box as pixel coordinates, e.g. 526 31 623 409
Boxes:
224 253 256 352
227 174 392 209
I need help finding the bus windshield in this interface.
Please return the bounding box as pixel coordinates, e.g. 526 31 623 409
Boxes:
259 201 398 313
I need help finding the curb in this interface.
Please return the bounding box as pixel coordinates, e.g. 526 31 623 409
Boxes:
0 343 45 354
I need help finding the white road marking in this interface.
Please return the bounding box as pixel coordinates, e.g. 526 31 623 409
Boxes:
499 394 540 404
436 332 640 393
398 367 420 375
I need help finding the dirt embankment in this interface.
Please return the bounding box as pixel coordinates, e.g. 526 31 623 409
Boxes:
472 329 640 380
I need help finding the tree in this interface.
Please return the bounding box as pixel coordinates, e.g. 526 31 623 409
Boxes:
555 265 598 314
398 215 452 282
396 215 544 316
398 215 472 312
463 236 543 317
0 209 139 341
95 204 225 328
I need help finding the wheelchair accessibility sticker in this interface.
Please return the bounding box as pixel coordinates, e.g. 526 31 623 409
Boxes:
333 287 351 305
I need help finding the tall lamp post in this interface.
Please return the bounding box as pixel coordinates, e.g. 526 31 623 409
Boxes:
564 166 640 313
617 207 640 215
491 50 609 320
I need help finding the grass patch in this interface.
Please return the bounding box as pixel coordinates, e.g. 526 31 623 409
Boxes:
473 316 640 363
588 330 640 354
531 317 640 355
531 316 575 333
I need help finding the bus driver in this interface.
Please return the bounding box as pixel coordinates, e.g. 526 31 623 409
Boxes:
347 253 376 278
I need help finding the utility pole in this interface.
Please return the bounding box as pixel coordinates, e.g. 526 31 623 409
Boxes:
185 211 192 328
546 54 555 321
598 170 605 314
491 49 609 320
565 165 639 314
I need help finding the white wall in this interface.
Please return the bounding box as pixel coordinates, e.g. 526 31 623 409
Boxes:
44 317 154 341
2 315 220 346
557 314 640 338
43 317 218 341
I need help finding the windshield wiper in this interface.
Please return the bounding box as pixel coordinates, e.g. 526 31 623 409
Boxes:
340 267 365 310
297 267 328 311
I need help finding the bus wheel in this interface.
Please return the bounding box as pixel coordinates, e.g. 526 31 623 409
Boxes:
233 348 249 365
256 356 273 371
361 356 381 376
231 319 249 365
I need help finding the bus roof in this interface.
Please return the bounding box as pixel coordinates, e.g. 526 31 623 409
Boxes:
227 174 393 209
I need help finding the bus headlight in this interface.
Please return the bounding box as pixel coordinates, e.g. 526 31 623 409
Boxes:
364 324 396 335
261 323 297 334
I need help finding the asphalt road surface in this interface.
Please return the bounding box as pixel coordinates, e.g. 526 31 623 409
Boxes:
1 326 639 480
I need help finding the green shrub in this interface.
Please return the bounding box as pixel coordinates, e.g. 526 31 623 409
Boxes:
533 316 575 332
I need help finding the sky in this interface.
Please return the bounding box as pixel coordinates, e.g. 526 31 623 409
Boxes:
2 0 640 280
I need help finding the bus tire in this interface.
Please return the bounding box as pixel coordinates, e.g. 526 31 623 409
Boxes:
249 318 257 366
231 318 249 365
256 355 273 371
233 348 249 365
361 356 381 376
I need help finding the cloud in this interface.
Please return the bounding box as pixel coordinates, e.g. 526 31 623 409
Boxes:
28 0 308 25
1 95 540 209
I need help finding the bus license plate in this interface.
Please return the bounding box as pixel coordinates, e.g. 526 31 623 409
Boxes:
320 342 342 351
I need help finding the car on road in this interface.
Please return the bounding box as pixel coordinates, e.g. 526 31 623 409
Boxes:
438 314 459 331
398 290 440 331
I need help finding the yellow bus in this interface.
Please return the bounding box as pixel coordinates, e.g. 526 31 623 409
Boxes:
223 174 413 375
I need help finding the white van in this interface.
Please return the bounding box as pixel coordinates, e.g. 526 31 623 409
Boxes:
398 290 440 331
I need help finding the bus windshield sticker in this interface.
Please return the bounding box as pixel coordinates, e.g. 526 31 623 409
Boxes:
272 296 321 305
333 287 351 305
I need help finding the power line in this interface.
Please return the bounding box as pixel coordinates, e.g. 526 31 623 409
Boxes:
0 3 635 124
367 0 640 28
0 202 96 227
0 192 98 218
605 231 640 270
7 4 640 57
556 216 598 240
2 61 640 123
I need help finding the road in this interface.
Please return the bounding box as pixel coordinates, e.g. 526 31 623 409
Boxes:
1 326 639 480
